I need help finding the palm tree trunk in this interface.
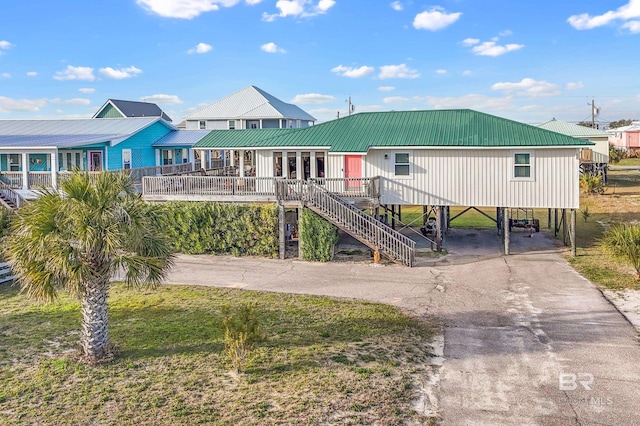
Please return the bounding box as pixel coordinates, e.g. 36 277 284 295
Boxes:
80 278 110 363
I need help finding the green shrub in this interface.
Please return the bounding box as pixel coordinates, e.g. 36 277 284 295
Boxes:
299 209 339 262
580 173 605 194
160 202 278 257
599 223 640 280
609 144 625 164
222 303 264 372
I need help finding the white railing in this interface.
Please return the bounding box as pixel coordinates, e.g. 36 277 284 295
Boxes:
0 180 24 209
0 262 14 284
304 182 414 266
0 172 22 189
143 176 279 197
312 177 380 198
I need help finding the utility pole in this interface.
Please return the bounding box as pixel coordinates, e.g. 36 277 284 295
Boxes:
346 96 355 116
591 98 596 128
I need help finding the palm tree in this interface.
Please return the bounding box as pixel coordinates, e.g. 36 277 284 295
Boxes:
4 171 174 363
600 223 640 280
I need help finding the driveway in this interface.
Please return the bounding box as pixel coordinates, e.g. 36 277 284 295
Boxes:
166 228 640 425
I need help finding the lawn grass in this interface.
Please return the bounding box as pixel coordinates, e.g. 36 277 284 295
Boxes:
569 169 640 290
614 158 640 167
0 283 438 425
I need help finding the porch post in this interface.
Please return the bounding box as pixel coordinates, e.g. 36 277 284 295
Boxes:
21 152 29 190
155 149 161 167
239 150 245 177
200 150 206 170
283 151 289 178
296 152 302 180
50 150 58 190
279 205 286 260
230 150 235 167
570 209 577 257
310 152 317 178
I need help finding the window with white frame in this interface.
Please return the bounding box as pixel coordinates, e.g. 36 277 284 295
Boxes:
199 120 206 130
513 152 531 178
122 149 132 170
228 120 236 130
162 149 174 165
394 152 410 176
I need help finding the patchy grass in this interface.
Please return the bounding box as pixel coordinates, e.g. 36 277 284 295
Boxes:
0 283 438 425
615 158 640 167
570 169 640 290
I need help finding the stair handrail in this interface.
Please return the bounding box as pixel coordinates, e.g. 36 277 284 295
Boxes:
0 180 24 209
305 180 415 266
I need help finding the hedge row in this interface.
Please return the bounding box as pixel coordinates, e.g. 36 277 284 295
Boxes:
159 202 279 257
299 209 339 262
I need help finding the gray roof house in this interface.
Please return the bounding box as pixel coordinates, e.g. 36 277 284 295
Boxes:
93 99 173 122
537 119 609 165
183 86 315 131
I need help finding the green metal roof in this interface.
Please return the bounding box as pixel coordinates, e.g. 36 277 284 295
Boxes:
193 109 593 152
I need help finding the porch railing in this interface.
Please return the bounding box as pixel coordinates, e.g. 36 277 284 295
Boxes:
141 176 378 199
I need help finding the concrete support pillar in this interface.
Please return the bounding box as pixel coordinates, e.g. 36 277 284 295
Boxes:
570 209 577 257
21 153 29 190
504 208 511 255
435 206 442 251
297 206 303 259
279 204 286 260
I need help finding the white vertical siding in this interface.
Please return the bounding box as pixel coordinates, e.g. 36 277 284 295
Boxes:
256 151 273 178
368 148 580 209
327 154 344 178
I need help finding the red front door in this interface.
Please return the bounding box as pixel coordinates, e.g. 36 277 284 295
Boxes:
344 155 362 189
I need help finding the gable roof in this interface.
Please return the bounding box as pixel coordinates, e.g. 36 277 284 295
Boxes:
193 109 592 153
0 117 174 148
93 99 173 122
537 119 609 138
184 86 316 122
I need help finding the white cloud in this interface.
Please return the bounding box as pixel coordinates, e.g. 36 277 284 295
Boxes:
499 29 513 37
462 38 480 46
491 78 561 98
54 65 95 81
99 66 143 79
435 69 447 75
56 98 91 105
1 73 11 79
290 93 335 104
331 64 375 78
568 0 640 31
566 81 584 90
462 70 472 76
263 0 336 21
26 71 38 77
79 88 96 94
425 94 515 111
0 40 12 55
390 1 403 11
470 41 524 57
383 96 410 103
136 0 257 19
378 86 395 92
622 20 640 32
379 63 420 79
141 94 183 104
413 7 462 31
0 96 48 113
188 42 213 54
261 42 286 53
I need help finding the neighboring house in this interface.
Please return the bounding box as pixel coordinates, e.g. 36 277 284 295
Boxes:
192 109 591 209
537 119 609 179
93 99 173 122
0 118 205 190
183 85 315 131
607 122 640 154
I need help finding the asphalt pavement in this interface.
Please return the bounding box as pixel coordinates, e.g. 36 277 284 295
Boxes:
165 228 640 425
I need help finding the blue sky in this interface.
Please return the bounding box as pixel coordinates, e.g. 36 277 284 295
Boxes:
0 0 639 125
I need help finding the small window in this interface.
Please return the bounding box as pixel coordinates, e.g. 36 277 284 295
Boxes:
394 153 410 176
514 153 531 178
228 120 235 130
122 149 132 170
199 120 206 130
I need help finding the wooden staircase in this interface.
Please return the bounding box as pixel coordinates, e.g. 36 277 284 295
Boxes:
0 181 23 210
291 181 415 266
